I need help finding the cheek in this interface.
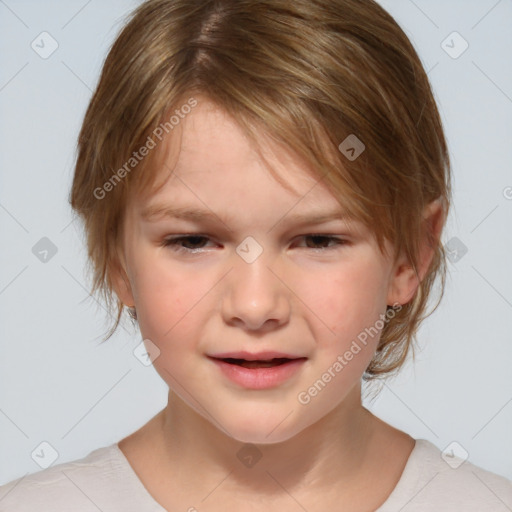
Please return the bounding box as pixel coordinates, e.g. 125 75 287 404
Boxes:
128 252 207 341
294 256 390 339
293 260 389 408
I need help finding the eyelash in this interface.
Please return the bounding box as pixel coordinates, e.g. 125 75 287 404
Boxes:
161 234 348 253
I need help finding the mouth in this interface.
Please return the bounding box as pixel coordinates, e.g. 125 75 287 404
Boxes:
207 352 307 389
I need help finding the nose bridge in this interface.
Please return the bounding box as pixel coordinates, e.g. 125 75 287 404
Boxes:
222 238 290 330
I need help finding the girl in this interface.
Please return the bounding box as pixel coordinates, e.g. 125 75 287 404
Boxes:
1 1 511 510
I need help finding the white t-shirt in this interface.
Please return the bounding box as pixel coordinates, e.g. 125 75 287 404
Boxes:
0 439 511 511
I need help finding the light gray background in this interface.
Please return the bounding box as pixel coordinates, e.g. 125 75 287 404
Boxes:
1 0 511 486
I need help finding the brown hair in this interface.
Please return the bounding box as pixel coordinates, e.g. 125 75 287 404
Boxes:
70 0 451 379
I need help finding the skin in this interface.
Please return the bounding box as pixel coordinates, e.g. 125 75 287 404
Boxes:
113 97 444 511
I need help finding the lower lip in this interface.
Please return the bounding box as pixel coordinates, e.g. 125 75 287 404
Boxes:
210 358 306 390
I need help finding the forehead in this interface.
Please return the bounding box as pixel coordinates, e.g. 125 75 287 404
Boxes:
135 99 347 218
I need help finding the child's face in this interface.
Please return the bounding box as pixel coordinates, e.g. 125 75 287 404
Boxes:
116 98 409 443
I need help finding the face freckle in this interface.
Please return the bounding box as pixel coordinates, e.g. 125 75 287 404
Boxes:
116 97 401 444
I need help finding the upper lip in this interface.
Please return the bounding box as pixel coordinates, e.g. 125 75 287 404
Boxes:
208 351 306 361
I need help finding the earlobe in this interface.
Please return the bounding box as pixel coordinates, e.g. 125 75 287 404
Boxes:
387 199 446 306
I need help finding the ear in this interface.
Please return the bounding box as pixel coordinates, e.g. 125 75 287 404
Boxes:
110 246 135 308
387 199 445 306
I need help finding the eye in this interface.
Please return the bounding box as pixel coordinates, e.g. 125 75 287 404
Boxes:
161 234 348 254
296 235 348 250
162 235 213 252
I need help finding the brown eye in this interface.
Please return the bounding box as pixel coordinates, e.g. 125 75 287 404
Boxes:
163 235 211 251
301 235 346 249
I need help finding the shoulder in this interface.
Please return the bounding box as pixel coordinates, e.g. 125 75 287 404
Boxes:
0 443 157 512
379 439 512 512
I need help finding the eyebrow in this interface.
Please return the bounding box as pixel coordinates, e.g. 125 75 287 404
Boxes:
141 205 231 224
140 204 353 229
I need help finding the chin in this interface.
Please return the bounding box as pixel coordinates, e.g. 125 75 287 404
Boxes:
224 411 307 446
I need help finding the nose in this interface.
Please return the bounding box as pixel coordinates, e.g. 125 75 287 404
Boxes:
221 249 291 332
